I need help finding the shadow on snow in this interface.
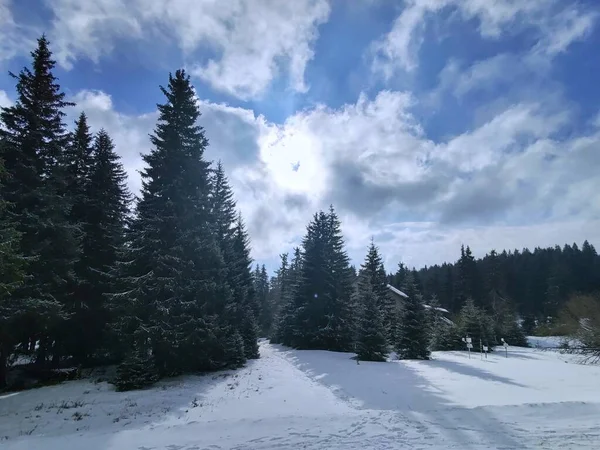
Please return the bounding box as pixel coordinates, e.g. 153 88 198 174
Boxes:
272 344 526 449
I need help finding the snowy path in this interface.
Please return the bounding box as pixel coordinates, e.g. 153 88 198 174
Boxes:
2 342 600 449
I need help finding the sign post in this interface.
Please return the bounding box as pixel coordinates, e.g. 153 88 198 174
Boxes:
462 336 473 359
501 338 508 358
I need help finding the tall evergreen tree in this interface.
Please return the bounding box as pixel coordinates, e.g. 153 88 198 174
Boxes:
273 248 302 344
114 70 238 382
73 129 130 363
270 253 290 344
210 160 237 260
396 274 430 360
0 36 79 366
229 214 259 359
65 112 93 224
322 206 355 350
209 162 259 358
255 264 271 336
285 207 354 351
285 212 327 348
63 112 94 361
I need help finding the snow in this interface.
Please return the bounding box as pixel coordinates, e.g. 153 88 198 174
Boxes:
527 335 582 348
423 304 450 314
386 283 408 298
2 341 600 449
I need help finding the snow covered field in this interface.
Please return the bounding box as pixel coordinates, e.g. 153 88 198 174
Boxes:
2 340 600 449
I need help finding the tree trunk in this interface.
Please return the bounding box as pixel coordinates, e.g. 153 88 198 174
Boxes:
0 344 8 389
35 336 47 367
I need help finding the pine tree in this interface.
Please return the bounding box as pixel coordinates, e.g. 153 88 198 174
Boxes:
230 214 259 359
455 245 482 309
396 274 430 360
208 160 260 362
114 349 159 392
456 298 494 350
273 252 299 344
63 112 95 362
287 207 354 351
269 254 289 343
73 129 130 363
359 240 393 343
255 264 271 336
114 70 237 381
426 294 448 351
355 276 388 362
210 160 237 263
65 112 93 225
284 213 325 348
0 36 79 367
322 206 355 351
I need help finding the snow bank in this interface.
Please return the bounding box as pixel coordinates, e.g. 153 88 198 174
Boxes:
527 335 582 348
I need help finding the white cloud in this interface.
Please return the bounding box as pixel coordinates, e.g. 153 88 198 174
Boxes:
68 90 157 194
0 90 12 108
68 85 600 269
438 103 569 172
373 0 598 77
43 0 330 100
372 0 447 77
0 0 37 64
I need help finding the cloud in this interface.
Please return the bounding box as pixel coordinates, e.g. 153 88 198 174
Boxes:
67 90 157 194
372 0 598 78
0 90 12 108
43 0 330 100
59 84 599 272
0 0 37 64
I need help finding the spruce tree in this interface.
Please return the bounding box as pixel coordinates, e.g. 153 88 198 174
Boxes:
63 112 94 362
0 36 79 367
210 160 237 261
359 240 393 343
272 253 292 344
355 276 388 362
287 207 354 351
229 214 259 359
426 294 454 351
396 274 430 360
209 163 258 360
285 212 327 348
322 206 355 351
114 70 237 381
456 298 494 350
74 129 130 363
65 112 93 225
255 264 271 337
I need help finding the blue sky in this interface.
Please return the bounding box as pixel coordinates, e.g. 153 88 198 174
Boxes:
1 0 600 274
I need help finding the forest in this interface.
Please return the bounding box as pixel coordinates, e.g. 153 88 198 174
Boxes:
1 36 599 392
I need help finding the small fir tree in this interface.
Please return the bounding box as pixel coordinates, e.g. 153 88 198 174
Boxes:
396 274 430 360
355 277 388 362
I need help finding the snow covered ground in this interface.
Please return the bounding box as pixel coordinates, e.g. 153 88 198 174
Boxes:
2 341 600 449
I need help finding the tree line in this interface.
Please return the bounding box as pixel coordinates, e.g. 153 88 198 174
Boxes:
408 241 600 332
0 37 259 390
